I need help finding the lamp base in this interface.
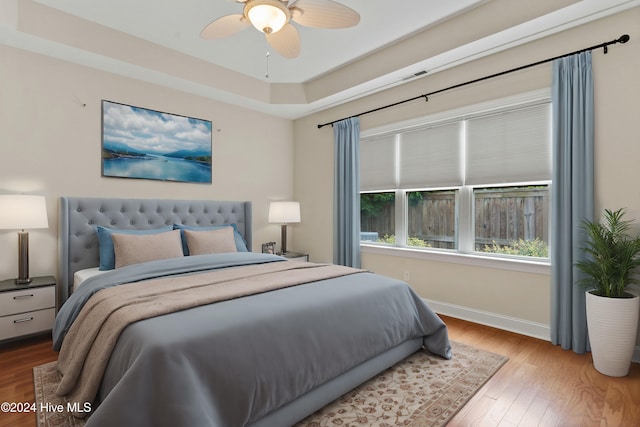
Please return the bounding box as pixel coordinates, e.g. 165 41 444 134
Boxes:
280 224 288 254
17 230 31 286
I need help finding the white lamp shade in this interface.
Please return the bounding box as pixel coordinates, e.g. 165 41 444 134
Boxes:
268 201 300 224
0 195 49 229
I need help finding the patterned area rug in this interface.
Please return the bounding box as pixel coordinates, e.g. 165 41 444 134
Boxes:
33 341 507 427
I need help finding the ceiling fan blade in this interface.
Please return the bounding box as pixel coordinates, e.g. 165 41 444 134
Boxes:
266 23 301 58
289 0 360 29
200 14 250 39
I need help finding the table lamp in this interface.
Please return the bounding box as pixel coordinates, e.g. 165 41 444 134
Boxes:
268 201 300 255
0 195 49 284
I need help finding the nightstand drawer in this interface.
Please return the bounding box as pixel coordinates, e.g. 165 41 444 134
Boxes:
0 286 55 316
0 308 55 341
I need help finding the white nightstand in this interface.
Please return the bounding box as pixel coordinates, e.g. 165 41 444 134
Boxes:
0 276 56 342
282 251 310 262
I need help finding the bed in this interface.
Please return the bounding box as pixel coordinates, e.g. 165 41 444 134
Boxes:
53 196 451 427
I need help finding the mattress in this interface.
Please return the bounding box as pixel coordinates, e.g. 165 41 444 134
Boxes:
73 267 104 291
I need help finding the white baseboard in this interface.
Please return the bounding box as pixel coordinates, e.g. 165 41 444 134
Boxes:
423 298 551 341
425 298 640 364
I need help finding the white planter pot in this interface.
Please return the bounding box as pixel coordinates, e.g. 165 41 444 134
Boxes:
586 291 639 377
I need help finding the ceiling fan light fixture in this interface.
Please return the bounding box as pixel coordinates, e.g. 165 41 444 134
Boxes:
245 0 289 34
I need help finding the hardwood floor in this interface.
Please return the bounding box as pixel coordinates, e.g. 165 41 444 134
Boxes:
443 316 640 427
0 317 638 427
0 334 57 427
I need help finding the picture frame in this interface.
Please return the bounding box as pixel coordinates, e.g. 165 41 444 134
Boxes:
262 242 276 255
101 100 212 184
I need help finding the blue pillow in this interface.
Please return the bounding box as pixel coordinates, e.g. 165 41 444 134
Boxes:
173 224 248 255
96 225 173 270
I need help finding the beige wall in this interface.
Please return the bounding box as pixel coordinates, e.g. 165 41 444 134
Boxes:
0 44 294 282
1 5 638 348
293 8 640 342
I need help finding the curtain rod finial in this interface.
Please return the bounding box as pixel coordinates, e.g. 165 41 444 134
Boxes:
619 34 630 44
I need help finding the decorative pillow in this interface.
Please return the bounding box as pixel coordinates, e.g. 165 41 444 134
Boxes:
184 227 238 255
173 223 248 255
111 229 183 269
96 225 173 270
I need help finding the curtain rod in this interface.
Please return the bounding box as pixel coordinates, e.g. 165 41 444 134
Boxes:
317 34 630 129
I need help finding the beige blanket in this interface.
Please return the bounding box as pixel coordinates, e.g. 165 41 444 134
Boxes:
55 261 362 412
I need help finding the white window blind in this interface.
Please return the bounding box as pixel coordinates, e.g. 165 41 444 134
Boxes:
399 122 462 188
465 103 551 185
361 99 551 190
360 134 397 191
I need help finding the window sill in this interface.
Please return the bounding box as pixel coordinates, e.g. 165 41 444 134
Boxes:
360 243 551 275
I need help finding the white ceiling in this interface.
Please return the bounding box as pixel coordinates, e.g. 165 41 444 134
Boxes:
1 0 638 118
31 0 487 84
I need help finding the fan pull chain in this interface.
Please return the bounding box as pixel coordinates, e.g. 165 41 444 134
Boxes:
264 37 270 79
265 50 270 79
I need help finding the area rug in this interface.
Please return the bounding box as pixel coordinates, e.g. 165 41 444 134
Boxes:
33 341 507 427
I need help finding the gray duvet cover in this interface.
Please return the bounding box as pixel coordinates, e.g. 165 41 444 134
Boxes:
53 253 451 427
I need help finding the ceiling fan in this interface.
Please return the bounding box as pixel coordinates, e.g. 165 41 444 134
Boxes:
200 0 360 59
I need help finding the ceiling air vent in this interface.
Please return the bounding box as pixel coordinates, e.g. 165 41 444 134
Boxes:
401 70 428 82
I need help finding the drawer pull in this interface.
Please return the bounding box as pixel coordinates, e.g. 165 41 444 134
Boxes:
13 294 34 300
13 317 34 324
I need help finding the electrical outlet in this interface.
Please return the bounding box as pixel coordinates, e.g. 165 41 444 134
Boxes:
403 271 410 282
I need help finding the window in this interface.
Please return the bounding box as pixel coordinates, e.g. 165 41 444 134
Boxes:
407 190 457 249
474 186 549 257
360 94 551 260
360 192 395 244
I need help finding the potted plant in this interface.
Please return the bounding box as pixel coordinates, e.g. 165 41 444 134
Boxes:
576 208 640 377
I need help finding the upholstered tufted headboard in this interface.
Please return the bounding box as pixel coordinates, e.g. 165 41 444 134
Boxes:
58 196 252 304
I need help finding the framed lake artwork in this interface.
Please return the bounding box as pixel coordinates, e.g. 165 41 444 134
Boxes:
101 100 212 184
